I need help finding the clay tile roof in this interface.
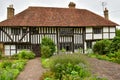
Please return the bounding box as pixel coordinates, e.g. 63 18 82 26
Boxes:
0 7 118 27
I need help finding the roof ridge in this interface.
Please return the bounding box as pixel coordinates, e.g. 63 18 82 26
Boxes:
28 6 86 10
0 6 118 26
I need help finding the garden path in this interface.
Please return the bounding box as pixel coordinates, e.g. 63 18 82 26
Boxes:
88 58 120 80
16 58 45 80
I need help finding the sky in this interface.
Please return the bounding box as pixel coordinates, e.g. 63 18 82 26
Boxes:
0 0 120 27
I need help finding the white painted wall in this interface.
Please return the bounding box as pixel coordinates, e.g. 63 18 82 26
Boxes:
86 34 92 39
110 27 115 32
86 27 92 33
86 27 92 40
103 27 108 32
94 34 102 39
110 33 115 39
103 33 109 39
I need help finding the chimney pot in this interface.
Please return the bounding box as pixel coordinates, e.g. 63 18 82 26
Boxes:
7 4 14 19
104 8 109 20
68 2 76 9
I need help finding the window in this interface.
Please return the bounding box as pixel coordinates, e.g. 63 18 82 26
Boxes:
86 41 92 48
93 28 102 34
59 28 73 36
31 27 39 34
17 45 31 50
11 28 20 35
22 27 27 34
74 44 83 49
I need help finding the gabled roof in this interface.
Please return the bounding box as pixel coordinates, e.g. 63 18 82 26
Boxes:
0 7 118 27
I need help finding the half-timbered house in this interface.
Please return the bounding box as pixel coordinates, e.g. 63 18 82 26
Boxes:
0 2 118 56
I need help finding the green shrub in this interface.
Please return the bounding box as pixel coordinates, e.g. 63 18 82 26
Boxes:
18 50 35 59
12 60 27 71
112 50 120 64
42 53 91 79
0 60 27 80
49 53 88 70
93 39 111 55
116 29 120 37
0 69 14 80
110 37 120 53
11 54 19 60
41 37 56 58
61 48 66 53
0 51 2 59
42 53 108 80
0 60 12 69
41 46 51 58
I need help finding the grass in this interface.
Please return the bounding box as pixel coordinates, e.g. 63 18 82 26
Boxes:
87 53 120 64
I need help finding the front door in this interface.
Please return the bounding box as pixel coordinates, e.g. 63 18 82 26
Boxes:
32 44 41 57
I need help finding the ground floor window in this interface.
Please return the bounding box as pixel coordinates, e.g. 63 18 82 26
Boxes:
4 45 16 56
4 44 31 56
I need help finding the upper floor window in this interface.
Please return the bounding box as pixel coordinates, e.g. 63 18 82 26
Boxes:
59 28 73 36
31 27 39 34
11 28 20 35
93 28 102 34
22 27 27 34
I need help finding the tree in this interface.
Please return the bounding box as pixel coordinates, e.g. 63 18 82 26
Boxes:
41 37 56 58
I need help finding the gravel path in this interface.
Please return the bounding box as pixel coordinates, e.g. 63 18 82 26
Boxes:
88 58 120 80
16 58 45 80
16 57 120 80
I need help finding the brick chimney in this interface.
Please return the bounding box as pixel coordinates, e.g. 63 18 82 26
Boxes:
7 4 14 19
68 2 76 9
104 8 109 20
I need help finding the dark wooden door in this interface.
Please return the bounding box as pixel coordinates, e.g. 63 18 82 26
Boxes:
32 44 41 57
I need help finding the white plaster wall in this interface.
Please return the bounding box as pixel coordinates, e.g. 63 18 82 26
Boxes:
94 34 102 39
103 27 108 32
103 33 109 39
86 34 92 39
92 41 96 46
84 42 87 51
110 27 115 32
86 27 92 33
110 33 115 39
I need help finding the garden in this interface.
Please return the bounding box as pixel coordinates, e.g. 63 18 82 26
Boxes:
0 49 35 80
88 31 120 64
40 37 107 80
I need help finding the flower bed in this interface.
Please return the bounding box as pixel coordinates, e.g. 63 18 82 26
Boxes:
41 53 107 80
0 60 27 80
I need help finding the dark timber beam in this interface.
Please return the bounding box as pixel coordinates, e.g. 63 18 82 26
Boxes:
0 27 13 42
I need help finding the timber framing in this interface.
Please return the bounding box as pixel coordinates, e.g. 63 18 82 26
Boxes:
0 5 118 56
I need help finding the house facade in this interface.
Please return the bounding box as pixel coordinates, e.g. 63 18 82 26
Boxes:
0 2 118 56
